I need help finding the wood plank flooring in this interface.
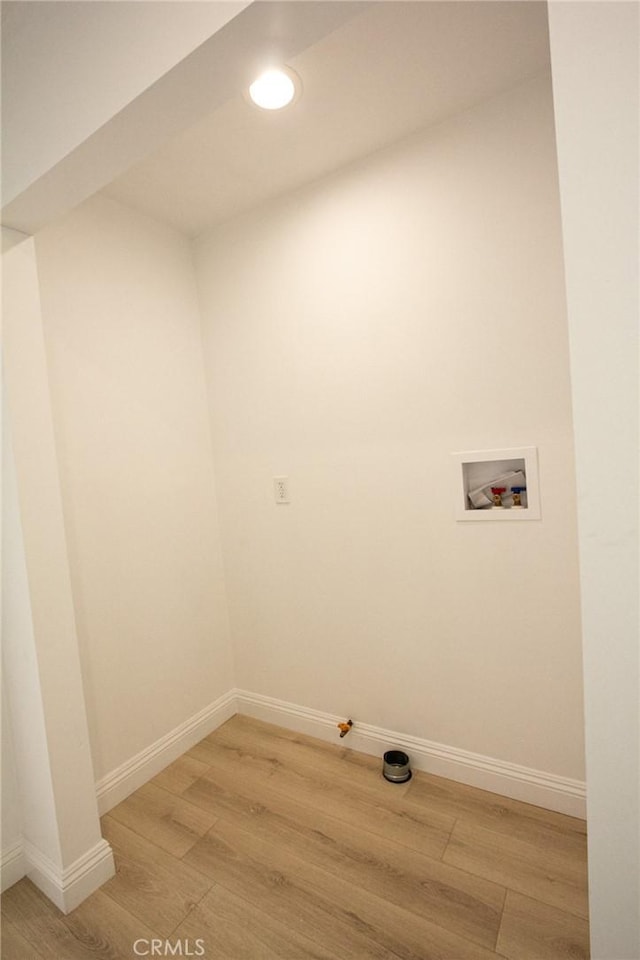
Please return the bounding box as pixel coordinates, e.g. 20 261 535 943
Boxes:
1 714 590 959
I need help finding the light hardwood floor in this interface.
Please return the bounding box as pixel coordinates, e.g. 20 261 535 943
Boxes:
1 715 589 959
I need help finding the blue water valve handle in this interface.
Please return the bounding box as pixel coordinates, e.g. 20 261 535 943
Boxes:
511 486 526 494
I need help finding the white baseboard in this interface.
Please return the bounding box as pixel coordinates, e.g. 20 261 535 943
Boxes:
94 686 586 821
235 689 587 819
1 839 26 892
95 689 237 814
23 838 115 914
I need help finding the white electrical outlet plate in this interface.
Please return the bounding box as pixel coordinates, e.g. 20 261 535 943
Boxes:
273 476 290 504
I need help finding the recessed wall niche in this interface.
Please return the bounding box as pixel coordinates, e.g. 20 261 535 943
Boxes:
452 446 541 521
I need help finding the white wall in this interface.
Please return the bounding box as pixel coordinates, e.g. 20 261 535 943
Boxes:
548 3 639 956
1 404 59 874
195 74 585 781
33 195 234 782
0 258 22 877
2 236 114 908
1 677 23 875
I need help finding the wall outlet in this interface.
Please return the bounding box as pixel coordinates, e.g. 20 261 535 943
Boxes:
273 476 290 504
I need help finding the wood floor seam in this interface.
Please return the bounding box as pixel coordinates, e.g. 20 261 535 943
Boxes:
491 881 509 954
439 813 459 861
499 884 591 925
163 881 218 941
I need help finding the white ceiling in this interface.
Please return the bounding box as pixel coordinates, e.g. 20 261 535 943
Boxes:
102 1 551 238
0 1 249 205
1 1 362 235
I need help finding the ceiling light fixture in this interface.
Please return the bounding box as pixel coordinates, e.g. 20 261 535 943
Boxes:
248 67 300 110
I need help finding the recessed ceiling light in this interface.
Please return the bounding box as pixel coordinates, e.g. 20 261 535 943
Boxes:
248 67 300 110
